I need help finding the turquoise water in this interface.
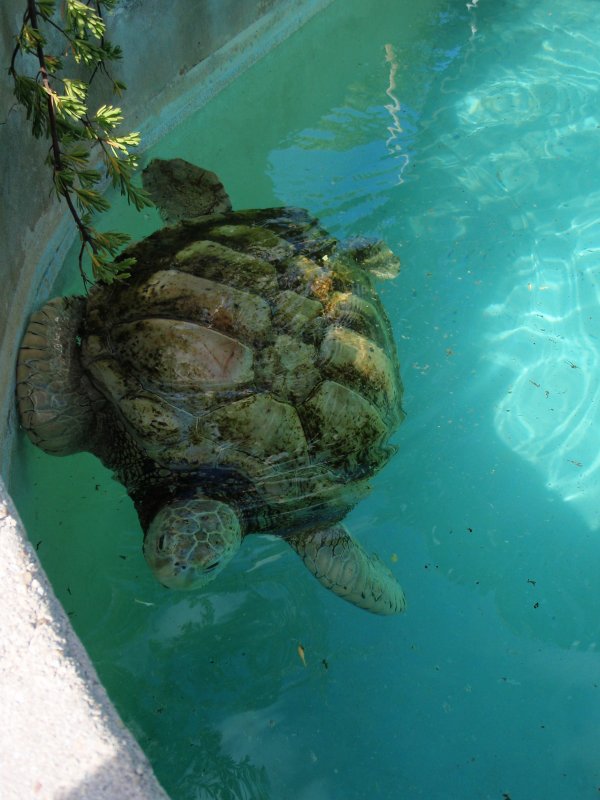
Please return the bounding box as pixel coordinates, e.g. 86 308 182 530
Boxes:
11 0 600 797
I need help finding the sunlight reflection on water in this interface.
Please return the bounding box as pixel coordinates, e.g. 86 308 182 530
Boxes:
453 28 600 528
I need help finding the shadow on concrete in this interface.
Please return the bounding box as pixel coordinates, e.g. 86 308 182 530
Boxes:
55 754 170 800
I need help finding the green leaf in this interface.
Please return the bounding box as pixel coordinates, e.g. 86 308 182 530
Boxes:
112 79 127 97
126 183 154 211
99 41 123 62
13 0 148 287
53 93 87 122
19 24 46 52
70 39 105 67
65 0 106 39
37 0 57 16
94 104 124 131
43 54 63 74
114 131 142 148
76 168 102 188
91 252 135 284
62 144 91 167
12 74 48 136
73 186 110 213
94 230 132 252
63 78 87 101
53 168 76 194
55 116 86 141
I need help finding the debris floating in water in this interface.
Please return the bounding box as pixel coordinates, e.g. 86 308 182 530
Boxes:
297 643 307 667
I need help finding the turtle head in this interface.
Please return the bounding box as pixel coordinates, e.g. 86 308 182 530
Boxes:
143 494 242 590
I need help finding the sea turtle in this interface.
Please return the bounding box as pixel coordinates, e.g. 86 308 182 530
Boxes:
17 158 406 615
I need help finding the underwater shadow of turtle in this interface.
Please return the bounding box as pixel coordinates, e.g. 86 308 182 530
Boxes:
16 157 406 616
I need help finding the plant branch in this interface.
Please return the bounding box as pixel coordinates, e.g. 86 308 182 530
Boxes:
28 2 61 169
27 0 99 286
10 0 153 286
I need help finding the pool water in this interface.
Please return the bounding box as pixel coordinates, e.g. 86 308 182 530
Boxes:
11 0 600 797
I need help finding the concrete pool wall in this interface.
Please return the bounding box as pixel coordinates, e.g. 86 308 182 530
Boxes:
0 1 334 797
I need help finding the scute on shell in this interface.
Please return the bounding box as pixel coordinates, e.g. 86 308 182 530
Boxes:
298 380 389 470
207 224 295 264
255 334 320 404
196 394 308 465
271 291 323 335
103 269 272 345
319 326 402 426
111 318 255 391
324 291 393 351
174 240 278 297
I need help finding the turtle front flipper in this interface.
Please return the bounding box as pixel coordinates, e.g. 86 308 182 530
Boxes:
143 493 243 589
288 524 406 615
17 297 102 455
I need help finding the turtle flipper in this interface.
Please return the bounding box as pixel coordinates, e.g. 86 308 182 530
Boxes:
17 297 101 455
288 524 406 615
143 494 243 589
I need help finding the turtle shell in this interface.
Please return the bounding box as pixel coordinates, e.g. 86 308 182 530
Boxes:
81 207 404 532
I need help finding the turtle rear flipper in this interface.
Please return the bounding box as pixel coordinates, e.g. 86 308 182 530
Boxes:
288 524 406 615
16 296 101 455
